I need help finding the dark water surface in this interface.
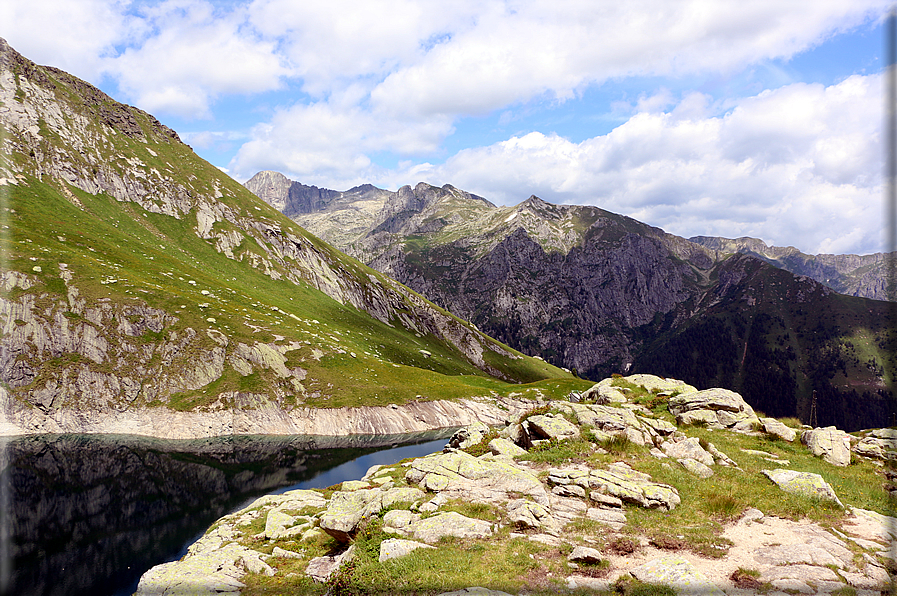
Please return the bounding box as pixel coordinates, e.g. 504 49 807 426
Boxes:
0 431 453 596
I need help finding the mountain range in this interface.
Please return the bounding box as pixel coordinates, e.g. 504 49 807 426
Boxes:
245 172 894 431
0 38 582 438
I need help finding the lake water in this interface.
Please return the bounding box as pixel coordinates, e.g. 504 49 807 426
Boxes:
0 431 453 596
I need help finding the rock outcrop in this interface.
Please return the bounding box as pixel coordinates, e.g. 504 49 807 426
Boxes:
136 375 895 595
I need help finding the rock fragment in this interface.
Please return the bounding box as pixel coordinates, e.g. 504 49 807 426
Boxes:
761 469 844 507
378 538 435 562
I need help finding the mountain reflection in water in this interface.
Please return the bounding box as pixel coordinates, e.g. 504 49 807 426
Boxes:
0 430 452 596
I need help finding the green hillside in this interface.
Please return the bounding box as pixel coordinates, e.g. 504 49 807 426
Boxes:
0 38 583 426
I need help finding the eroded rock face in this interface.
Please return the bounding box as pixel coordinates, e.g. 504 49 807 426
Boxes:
524 414 580 442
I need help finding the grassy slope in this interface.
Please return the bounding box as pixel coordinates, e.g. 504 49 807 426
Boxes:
0 51 583 413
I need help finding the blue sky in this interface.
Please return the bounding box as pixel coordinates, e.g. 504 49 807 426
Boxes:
2 0 890 255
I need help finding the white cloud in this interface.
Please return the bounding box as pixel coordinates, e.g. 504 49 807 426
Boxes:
369 1 889 117
426 75 882 255
0 0 135 81
229 96 454 186
108 0 291 118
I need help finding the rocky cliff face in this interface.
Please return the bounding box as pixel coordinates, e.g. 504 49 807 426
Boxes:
689 235 889 301
0 38 572 437
246 173 893 430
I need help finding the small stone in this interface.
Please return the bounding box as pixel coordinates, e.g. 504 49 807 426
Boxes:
271 546 303 559
568 546 603 564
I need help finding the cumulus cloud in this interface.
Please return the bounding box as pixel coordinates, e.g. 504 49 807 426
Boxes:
369 0 889 117
107 0 291 118
230 97 455 187
0 0 134 81
424 75 881 255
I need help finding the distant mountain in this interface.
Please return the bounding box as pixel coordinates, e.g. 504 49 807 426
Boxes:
0 39 576 437
246 172 894 431
689 236 889 301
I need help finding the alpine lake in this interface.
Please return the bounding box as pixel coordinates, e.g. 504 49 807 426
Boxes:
0 430 454 596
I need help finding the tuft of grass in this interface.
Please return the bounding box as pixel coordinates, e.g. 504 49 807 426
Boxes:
729 568 764 590
597 433 637 455
520 437 594 464
702 493 743 520
437 499 500 522
612 576 677 596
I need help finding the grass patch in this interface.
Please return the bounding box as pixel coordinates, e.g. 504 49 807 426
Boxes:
612 576 677 596
520 437 594 464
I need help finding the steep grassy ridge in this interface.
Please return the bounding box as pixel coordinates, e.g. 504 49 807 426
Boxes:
0 38 579 430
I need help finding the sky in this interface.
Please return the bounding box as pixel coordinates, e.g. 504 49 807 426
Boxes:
1 0 891 255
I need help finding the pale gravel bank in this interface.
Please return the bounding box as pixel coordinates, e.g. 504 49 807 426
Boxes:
0 390 539 439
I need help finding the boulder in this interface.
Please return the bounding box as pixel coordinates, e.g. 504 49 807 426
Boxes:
705 442 737 466
383 510 493 543
264 509 297 540
628 555 725 596
801 427 852 466
568 546 603 565
637 416 677 437
661 437 714 467
678 458 713 478
319 489 383 542
488 437 527 457
582 463 680 510
762 469 844 507
378 538 435 562
446 421 490 450
306 545 355 583
405 450 549 505
506 499 560 534
567 403 649 445
552 484 587 498
580 381 626 404
669 387 752 414
524 414 580 441
668 388 759 429
340 480 369 491
626 374 698 394
761 417 797 442
676 409 720 427
134 542 251 595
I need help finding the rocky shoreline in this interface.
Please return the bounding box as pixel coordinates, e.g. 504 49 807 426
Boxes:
134 374 897 595
0 392 539 439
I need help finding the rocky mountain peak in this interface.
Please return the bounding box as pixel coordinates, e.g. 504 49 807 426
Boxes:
244 170 292 211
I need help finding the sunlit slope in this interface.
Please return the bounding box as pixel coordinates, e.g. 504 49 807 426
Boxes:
0 38 578 420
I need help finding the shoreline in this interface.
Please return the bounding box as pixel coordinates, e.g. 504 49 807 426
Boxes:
0 394 540 440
